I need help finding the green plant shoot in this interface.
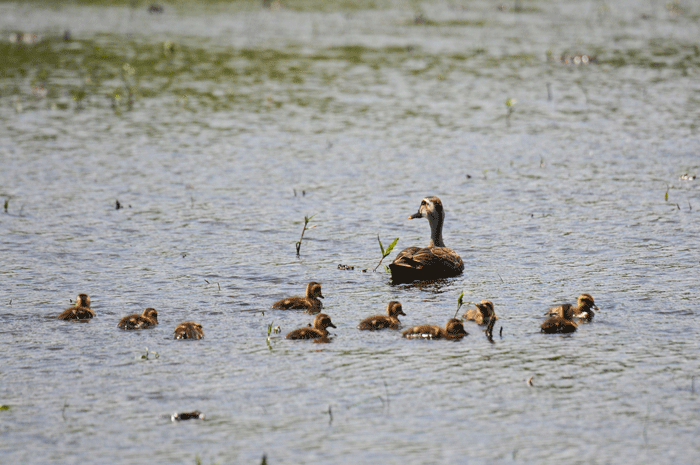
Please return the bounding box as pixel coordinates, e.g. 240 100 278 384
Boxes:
374 235 399 272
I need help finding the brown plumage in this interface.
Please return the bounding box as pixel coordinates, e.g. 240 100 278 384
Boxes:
57 294 95 320
541 304 577 334
402 318 468 340
545 293 598 322
272 281 324 314
118 308 158 330
358 301 406 330
389 196 464 283
286 313 336 340
464 300 498 325
174 322 203 340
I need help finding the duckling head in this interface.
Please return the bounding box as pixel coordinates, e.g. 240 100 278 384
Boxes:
306 282 324 299
446 318 468 336
387 301 406 317
314 313 336 330
143 307 158 323
578 293 597 310
76 294 90 307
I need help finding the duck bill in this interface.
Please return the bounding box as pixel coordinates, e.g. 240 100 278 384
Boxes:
319 294 325 299
409 212 423 219
328 323 336 328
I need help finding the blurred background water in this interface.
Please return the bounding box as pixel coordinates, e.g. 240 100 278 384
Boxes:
1 0 699 463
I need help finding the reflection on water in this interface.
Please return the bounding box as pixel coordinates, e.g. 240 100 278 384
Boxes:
1 0 700 464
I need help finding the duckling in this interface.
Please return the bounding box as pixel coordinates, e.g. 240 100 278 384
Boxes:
541 304 577 334
389 196 464 283
464 300 498 325
358 301 406 330
286 313 336 340
272 281 324 314
402 318 468 340
174 322 203 340
57 294 95 320
118 308 158 330
545 293 598 322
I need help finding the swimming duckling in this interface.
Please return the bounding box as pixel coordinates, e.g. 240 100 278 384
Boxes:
389 196 464 283
174 322 203 339
402 318 468 340
545 293 598 322
118 308 158 330
57 294 95 320
464 300 498 325
272 281 324 314
541 304 577 334
358 301 406 330
286 313 336 340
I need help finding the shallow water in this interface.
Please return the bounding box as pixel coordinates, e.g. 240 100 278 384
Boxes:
1 0 699 463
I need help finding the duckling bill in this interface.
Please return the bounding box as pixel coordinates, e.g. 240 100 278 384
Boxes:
358 301 406 330
57 294 95 320
389 196 464 283
272 281 324 314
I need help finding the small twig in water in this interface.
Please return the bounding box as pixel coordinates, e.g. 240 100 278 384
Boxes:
526 376 534 387
499 326 503 338
4 199 8 213
327 405 333 425
296 214 318 256
497 271 504 283
373 235 399 272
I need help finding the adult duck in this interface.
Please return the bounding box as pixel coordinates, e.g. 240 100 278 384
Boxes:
389 196 464 283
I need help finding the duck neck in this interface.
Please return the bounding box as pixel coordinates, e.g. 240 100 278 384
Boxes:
428 213 445 248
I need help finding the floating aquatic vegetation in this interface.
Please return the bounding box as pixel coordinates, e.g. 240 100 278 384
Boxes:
140 347 159 360
373 235 398 272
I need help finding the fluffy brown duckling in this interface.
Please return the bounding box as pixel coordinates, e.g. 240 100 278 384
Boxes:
272 281 324 314
118 308 158 330
541 304 577 334
463 300 498 325
358 301 406 330
389 196 464 283
402 318 468 340
174 321 203 340
57 294 95 320
545 293 598 322
286 313 336 340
